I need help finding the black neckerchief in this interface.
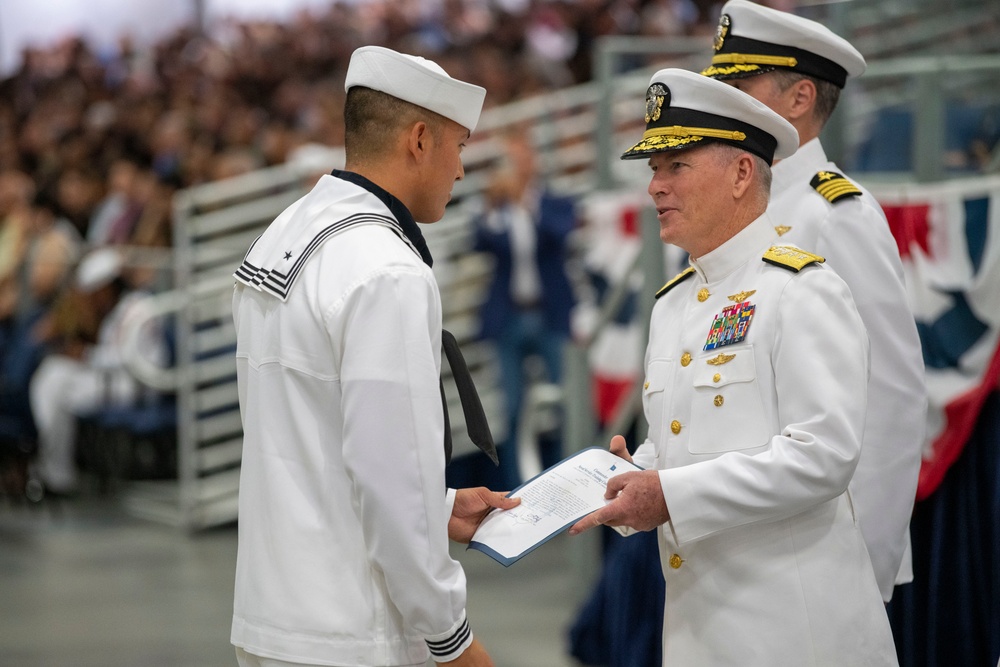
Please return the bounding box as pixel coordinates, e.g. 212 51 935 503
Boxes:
331 169 434 268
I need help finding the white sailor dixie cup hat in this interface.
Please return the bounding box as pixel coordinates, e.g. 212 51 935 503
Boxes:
702 0 866 88
345 45 487 133
620 68 798 164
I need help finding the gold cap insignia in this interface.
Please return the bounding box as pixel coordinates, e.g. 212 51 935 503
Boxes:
775 225 791 236
713 14 731 52
644 83 669 123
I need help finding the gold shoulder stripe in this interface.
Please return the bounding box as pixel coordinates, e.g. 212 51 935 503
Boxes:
762 245 825 272
810 170 861 204
655 267 695 299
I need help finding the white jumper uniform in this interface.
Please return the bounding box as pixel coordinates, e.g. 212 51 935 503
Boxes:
768 137 927 600
231 172 472 666
633 213 897 666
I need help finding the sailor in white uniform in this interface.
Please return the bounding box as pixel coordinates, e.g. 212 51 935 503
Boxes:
702 0 927 601
571 68 898 666
230 46 515 667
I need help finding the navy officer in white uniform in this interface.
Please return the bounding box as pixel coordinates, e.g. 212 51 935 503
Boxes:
702 0 927 602
570 68 898 666
230 46 518 667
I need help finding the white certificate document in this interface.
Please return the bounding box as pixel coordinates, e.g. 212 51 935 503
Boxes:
468 447 643 566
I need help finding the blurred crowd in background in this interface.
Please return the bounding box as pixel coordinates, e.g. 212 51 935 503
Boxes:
0 0 718 333
0 0 721 494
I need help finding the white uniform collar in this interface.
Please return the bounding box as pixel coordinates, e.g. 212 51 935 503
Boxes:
772 137 826 195
690 212 780 283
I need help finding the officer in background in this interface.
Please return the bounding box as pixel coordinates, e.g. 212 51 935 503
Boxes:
702 0 927 602
231 46 517 667
570 68 898 665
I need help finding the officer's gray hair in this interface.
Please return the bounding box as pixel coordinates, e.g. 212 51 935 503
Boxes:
711 143 772 206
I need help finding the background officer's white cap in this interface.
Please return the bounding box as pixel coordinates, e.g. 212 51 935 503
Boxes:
621 68 798 164
345 45 486 133
702 0 866 88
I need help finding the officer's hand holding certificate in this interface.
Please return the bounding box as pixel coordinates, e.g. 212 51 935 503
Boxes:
469 447 642 566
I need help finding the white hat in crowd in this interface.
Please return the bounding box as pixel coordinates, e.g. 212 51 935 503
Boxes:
702 0 866 88
620 68 798 164
344 45 487 133
76 247 123 293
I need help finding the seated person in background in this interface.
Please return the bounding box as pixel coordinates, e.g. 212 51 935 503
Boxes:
28 247 166 495
0 189 81 464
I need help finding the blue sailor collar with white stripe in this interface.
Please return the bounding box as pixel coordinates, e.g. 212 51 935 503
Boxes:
332 169 434 268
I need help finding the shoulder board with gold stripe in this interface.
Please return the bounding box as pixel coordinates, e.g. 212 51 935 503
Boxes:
655 267 695 299
762 245 825 272
810 170 862 204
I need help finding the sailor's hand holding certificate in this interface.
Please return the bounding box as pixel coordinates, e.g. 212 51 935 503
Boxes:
469 447 642 566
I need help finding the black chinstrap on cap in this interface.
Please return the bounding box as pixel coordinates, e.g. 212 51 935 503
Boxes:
622 105 779 164
710 34 849 88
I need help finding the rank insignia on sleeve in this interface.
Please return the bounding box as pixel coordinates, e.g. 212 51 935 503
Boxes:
704 299 755 351
810 171 862 203
762 245 825 272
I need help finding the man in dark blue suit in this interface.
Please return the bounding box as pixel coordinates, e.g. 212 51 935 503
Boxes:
473 132 577 489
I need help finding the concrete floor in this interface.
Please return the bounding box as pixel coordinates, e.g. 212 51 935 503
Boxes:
0 493 592 667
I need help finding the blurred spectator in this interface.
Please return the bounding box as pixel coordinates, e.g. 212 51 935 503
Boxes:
472 132 579 489
86 158 138 245
0 190 81 326
28 247 167 495
0 174 72 470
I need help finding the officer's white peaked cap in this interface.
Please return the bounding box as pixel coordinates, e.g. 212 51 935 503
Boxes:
345 45 486 132
703 0 866 88
621 68 798 164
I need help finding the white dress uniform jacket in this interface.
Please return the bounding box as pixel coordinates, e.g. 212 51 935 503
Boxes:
769 138 927 600
230 172 472 666
632 213 897 666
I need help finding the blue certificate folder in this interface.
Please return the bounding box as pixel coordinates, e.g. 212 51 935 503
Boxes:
468 447 642 567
